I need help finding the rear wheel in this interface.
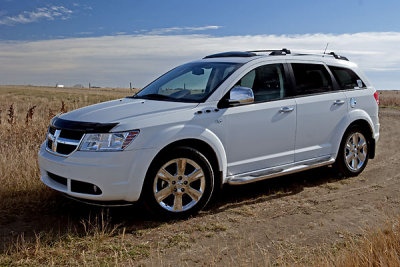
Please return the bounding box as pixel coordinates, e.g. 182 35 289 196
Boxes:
143 147 214 219
335 126 369 177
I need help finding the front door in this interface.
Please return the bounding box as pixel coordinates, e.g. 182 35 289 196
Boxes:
222 63 297 176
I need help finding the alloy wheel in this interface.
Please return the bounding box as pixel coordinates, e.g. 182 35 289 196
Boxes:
153 158 206 212
344 132 368 172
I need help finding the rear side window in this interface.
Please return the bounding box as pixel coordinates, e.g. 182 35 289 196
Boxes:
328 66 366 90
291 63 333 95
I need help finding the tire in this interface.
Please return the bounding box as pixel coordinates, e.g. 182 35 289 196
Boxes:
334 126 369 177
143 146 214 219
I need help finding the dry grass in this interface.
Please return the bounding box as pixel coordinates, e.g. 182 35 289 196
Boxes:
379 90 400 108
312 217 400 267
0 85 151 265
1 85 400 265
0 85 130 217
1 212 151 266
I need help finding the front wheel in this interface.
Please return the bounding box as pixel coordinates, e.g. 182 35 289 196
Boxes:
335 127 369 177
143 147 214 219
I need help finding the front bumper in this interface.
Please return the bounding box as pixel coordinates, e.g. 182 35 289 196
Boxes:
38 142 158 202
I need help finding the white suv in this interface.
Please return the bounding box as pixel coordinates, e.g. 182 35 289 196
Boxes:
38 49 380 218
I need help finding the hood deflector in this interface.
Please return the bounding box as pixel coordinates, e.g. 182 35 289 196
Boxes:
51 117 118 133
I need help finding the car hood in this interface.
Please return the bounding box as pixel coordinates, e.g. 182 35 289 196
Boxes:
59 98 198 123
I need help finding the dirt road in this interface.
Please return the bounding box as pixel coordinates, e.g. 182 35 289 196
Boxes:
1 108 400 265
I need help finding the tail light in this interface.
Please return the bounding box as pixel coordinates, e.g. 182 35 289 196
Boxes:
374 91 379 105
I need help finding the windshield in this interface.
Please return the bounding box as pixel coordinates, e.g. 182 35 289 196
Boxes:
134 62 241 102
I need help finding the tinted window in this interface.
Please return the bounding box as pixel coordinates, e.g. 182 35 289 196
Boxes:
329 66 366 90
292 63 333 95
234 64 286 102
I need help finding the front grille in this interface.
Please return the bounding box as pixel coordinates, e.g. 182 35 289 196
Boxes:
47 139 53 150
56 143 76 155
49 126 56 135
46 127 83 156
60 129 84 140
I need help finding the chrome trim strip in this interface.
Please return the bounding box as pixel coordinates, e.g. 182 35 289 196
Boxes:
56 137 81 146
48 133 55 142
52 129 61 152
227 156 335 185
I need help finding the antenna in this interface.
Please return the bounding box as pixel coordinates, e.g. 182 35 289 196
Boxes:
323 43 329 56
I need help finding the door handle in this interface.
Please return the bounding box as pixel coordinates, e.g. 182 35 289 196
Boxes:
279 107 294 113
333 100 345 105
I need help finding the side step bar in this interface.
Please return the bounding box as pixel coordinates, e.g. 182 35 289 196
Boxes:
227 157 335 185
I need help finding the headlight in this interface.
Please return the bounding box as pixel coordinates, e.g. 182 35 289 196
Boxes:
79 130 139 151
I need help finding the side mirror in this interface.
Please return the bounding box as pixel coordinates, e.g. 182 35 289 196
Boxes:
228 86 254 106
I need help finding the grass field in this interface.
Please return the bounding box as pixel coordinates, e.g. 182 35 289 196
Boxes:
379 90 400 109
0 85 399 265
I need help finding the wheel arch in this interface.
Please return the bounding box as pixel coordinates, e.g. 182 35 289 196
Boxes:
144 138 225 194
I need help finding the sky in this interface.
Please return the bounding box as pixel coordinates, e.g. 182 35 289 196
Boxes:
0 0 399 89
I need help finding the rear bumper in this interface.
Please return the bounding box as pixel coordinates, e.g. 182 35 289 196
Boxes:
38 142 158 202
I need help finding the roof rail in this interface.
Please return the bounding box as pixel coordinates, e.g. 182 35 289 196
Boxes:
203 49 349 61
247 48 291 55
292 52 349 61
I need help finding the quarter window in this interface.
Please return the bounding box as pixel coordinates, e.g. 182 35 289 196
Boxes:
291 63 333 95
329 66 366 89
234 64 287 102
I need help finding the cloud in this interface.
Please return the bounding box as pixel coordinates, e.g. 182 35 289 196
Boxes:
72 3 92 10
0 6 73 26
76 32 94 35
0 32 399 89
146 25 222 35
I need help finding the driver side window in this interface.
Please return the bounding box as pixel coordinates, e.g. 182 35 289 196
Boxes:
235 63 287 102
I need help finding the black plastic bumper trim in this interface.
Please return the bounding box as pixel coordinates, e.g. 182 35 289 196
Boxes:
64 194 135 207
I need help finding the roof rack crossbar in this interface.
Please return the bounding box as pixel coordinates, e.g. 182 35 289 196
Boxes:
327 52 349 61
203 51 257 59
247 48 291 55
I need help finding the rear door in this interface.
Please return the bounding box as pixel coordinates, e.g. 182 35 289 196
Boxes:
289 62 347 162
